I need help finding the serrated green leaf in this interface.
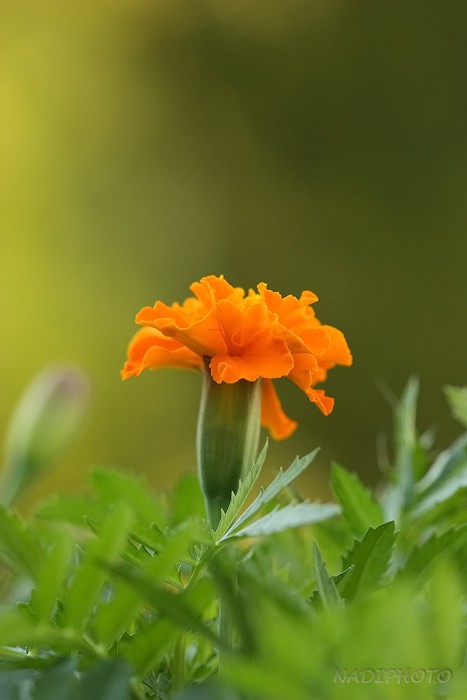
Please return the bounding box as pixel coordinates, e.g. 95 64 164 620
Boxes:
102 561 221 648
221 448 320 540
331 463 383 536
32 529 73 623
227 502 340 539
312 542 343 608
214 440 268 541
397 524 467 581
445 385 467 428
64 502 132 633
339 522 396 602
80 659 133 700
0 506 42 577
120 617 180 675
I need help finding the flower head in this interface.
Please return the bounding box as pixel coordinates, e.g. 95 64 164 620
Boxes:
122 275 352 439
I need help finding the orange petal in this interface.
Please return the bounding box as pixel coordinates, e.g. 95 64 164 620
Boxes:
121 327 202 379
318 325 353 369
190 275 244 308
288 353 318 391
137 303 228 359
261 379 298 440
306 387 335 415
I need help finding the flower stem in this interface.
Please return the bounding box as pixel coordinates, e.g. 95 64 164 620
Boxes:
196 367 261 529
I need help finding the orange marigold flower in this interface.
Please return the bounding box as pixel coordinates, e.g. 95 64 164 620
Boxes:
121 275 352 440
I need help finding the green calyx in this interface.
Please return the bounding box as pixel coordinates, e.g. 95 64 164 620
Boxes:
196 366 261 528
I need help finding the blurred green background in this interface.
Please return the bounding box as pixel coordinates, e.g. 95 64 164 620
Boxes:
1 0 466 503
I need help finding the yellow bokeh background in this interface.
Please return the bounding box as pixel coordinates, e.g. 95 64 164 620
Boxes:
1 0 466 503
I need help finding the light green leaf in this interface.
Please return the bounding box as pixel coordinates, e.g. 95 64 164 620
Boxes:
445 385 467 428
32 529 73 623
331 463 383 536
214 440 268 541
64 502 132 634
0 613 95 656
312 542 343 608
397 524 467 581
221 448 320 540
412 433 467 517
0 506 42 577
170 473 206 524
227 502 340 539
382 377 422 521
339 522 396 602
91 468 164 526
36 494 105 526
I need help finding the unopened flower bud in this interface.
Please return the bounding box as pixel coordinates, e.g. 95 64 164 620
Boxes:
1 365 90 505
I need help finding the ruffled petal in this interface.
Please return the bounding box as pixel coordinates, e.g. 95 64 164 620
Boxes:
306 387 335 415
209 302 294 383
319 325 353 368
121 327 202 379
261 379 298 440
137 303 228 359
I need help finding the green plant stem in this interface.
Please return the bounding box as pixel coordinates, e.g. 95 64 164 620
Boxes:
172 632 187 691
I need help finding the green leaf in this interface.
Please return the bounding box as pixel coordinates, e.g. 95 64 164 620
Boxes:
397 524 467 581
227 502 340 539
102 561 221 648
120 618 180 676
91 468 165 527
383 377 422 521
31 529 73 623
412 433 467 517
0 613 95 656
170 473 206 524
80 659 133 700
339 522 397 602
36 494 105 526
63 502 132 633
34 658 78 700
445 385 467 428
214 440 268 541
220 448 320 540
312 542 343 608
175 681 233 700
0 506 42 577
331 463 383 536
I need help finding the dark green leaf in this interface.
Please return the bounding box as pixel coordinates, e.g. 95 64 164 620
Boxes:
34 658 78 700
339 522 396 602
80 659 133 700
